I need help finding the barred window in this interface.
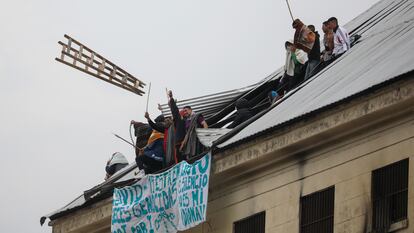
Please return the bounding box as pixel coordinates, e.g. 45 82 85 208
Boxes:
234 211 265 233
372 158 409 232
300 186 335 233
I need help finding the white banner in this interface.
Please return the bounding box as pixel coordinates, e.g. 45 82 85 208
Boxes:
111 153 211 233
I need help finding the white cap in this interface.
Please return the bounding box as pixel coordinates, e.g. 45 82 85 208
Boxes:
108 152 128 166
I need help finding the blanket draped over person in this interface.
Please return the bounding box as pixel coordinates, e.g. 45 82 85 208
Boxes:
165 125 176 166
293 19 316 53
181 113 203 159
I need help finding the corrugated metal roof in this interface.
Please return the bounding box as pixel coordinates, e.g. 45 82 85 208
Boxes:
159 84 256 119
42 0 414 225
217 0 414 148
158 67 284 126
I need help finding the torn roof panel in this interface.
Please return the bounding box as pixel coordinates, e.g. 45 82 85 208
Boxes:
216 0 414 149
158 67 284 124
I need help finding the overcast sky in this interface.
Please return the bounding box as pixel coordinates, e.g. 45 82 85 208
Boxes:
0 0 380 232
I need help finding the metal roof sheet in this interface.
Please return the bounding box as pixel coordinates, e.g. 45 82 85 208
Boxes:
217 0 414 148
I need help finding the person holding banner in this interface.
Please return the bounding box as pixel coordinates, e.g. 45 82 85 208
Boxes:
292 18 316 54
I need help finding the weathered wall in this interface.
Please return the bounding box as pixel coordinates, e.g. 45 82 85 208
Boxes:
196 116 413 233
185 79 414 233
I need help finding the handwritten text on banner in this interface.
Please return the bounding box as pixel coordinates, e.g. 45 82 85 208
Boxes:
111 153 211 233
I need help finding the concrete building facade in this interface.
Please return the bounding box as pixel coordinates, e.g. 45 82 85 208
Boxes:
43 0 414 232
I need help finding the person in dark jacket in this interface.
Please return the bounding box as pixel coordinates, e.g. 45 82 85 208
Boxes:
227 98 253 129
135 114 166 174
145 112 175 167
304 25 321 80
167 90 187 163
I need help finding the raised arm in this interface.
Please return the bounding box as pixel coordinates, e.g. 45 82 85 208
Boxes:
168 91 180 121
145 112 165 133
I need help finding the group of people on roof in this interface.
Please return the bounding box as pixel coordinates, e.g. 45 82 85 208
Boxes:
104 17 353 180
104 89 255 179
270 17 352 102
130 90 209 176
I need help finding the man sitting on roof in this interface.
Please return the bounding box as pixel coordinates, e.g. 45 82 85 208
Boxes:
105 152 129 180
135 114 166 174
227 98 253 129
327 17 351 58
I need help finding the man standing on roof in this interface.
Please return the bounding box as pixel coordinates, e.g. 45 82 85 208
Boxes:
280 40 308 94
304 25 321 80
167 90 187 163
180 105 208 159
105 152 129 180
321 21 334 63
327 17 351 57
183 106 208 130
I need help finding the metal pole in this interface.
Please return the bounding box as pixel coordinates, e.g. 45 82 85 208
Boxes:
286 0 294 21
112 133 141 149
145 82 151 112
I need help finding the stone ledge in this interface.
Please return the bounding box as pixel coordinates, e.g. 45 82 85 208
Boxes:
50 198 112 233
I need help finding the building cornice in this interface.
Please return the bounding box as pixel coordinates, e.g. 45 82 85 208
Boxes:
211 78 414 185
